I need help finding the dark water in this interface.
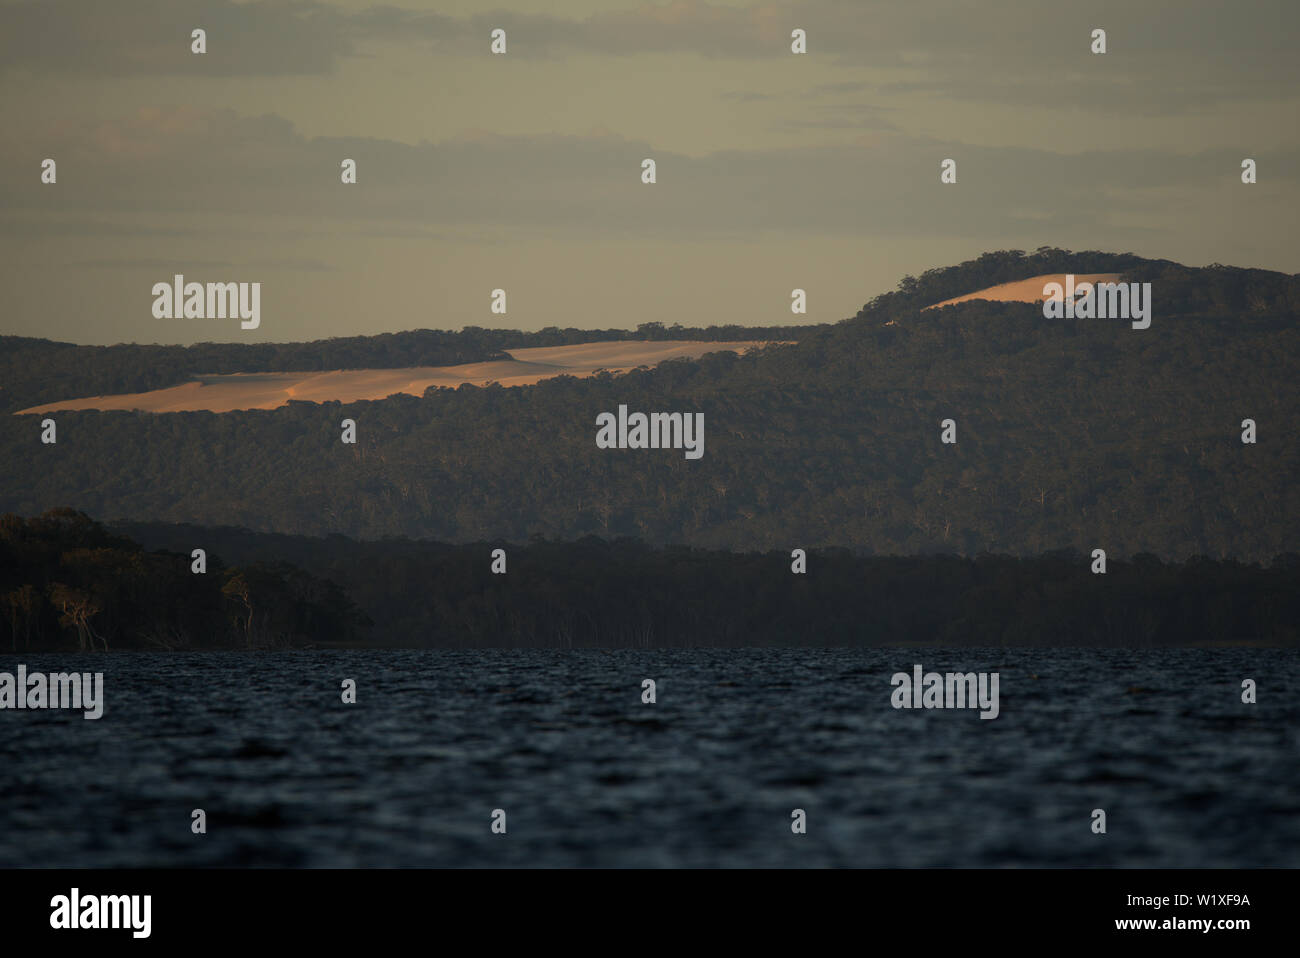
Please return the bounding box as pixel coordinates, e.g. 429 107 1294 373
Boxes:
1 648 1297 868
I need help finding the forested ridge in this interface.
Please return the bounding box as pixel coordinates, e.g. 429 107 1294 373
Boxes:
0 320 807 414
2 249 1297 560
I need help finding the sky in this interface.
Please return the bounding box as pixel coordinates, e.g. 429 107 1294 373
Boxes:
1 0 1297 345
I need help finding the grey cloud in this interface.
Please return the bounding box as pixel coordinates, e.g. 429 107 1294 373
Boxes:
70 258 235 270
374 0 1300 114
5 0 1295 118
67 257 336 271
720 91 779 102
0 217 198 238
0 0 353 76
808 81 874 96
4 106 1294 244
777 101 900 131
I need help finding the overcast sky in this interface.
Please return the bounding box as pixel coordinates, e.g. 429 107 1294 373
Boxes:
1 0 1297 345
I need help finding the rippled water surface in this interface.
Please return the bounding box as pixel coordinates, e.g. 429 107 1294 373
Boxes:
2 648 1297 867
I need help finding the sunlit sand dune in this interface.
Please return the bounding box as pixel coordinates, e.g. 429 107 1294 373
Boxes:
17 340 775 414
926 273 1122 309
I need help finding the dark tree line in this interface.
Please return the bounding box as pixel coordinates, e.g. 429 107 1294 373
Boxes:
0 509 367 650
3 508 1295 651
108 520 1300 649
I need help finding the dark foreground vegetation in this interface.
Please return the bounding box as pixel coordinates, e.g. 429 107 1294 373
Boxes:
0 509 367 650
5 510 1293 651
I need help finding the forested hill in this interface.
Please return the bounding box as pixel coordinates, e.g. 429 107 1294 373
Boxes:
2 249 1297 560
853 247 1298 317
0 320 809 414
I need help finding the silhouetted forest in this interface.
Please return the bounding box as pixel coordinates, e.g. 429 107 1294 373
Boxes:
0 510 367 650
2 250 1297 560
0 510 1289 649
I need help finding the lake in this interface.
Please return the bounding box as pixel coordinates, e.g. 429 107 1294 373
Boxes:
1 648 1296 867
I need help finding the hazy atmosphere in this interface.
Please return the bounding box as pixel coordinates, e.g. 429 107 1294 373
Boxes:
2 0 1297 345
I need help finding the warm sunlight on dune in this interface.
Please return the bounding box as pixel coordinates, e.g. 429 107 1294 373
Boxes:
925 273 1123 310
17 340 776 414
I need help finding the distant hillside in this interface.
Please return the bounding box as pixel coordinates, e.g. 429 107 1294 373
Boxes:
925 273 1122 309
0 321 810 414
18 340 780 414
2 249 1297 560
862 247 1298 316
